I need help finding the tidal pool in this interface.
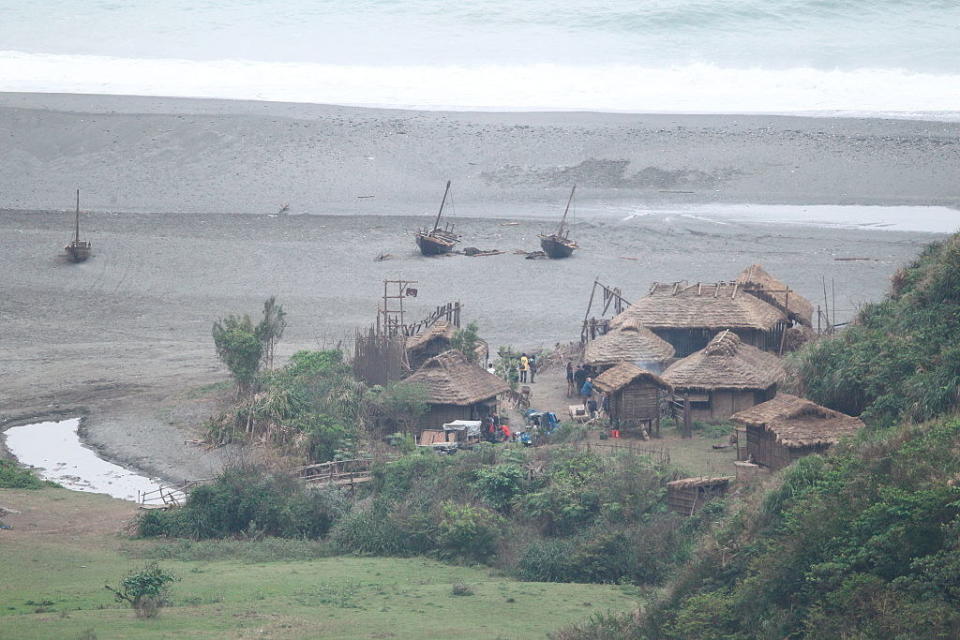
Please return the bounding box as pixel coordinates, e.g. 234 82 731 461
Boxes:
4 417 178 502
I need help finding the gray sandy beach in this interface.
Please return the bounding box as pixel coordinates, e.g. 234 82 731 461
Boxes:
1 92 958 483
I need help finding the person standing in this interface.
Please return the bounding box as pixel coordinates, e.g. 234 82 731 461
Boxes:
566 362 575 397
528 355 537 383
580 376 593 402
519 353 529 383
573 365 587 397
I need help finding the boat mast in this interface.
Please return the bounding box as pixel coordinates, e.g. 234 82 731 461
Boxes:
558 185 575 236
74 188 80 244
433 180 451 231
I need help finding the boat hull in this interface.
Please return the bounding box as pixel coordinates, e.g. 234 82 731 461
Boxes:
65 242 91 262
539 235 576 259
416 231 458 256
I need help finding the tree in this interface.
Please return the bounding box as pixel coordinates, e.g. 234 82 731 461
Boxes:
256 296 287 370
451 322 483 364
213 313 263 397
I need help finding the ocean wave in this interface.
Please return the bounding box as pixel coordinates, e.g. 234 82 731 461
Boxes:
1 51 958 118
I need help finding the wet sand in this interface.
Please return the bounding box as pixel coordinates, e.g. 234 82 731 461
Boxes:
1 92 957 484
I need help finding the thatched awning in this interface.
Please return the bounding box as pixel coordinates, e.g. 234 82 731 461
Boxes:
732 393 864 448
406 321 455 354
593 362 673 394
667 476 735 490
737 264 814 327
403 349 509 406
611 282 786 332
663 330 786 391
584 320 675 367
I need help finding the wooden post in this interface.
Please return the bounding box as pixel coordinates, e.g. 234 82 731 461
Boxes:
683 394 692 439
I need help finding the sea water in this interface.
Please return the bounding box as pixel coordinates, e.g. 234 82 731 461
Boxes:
0 0 958 117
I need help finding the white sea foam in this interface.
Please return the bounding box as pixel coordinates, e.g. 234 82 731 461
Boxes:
1 51 959 119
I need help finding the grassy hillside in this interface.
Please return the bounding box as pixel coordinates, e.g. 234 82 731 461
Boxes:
559 233 960 639
0 488 642 640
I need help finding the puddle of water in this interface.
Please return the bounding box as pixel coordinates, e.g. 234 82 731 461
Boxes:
4 417 178 502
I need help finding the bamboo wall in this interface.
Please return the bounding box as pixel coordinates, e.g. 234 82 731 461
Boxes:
746 425 832 470
666 483 730 515
611 381 661 427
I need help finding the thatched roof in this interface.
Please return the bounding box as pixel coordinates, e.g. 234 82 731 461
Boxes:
584 320 675 367
611 282 785 332
667 476 735 489
593 362 673 394
404 349 509 406
732 393 864 448
406 321 455 354
736 264 814 327
662 331 786 391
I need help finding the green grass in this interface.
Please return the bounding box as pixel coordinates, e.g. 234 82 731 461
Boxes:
0 489 642 640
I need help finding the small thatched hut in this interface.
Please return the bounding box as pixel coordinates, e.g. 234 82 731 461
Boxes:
583 319 675 371
732 394 864 470
736 264 814 328
593 362 673 435
406 321 456 370
662 331 786 422
403 350 509 429
666 476 735 515
611 282 787 357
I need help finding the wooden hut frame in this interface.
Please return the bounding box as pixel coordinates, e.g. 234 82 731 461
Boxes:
732 394 864 470
593 362 673 436
402 350 509 429
405 321 456 371
662 331 786 422
666 476 735 515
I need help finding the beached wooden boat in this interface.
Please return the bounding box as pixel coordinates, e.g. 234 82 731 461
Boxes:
64 189 91 262
538 185 577 258
416 180 460 256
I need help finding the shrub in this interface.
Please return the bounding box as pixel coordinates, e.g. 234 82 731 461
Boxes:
436 501 503 562
137 465 349 539
105 563 178 618
451 581 474 596
0 460 53 489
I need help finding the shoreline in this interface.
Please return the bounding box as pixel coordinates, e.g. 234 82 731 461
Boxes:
1 91 958 215
2 89 957 484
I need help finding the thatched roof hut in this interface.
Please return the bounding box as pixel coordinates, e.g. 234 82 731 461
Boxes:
614 282 785 332
663 331 786 391
584 320 675 369
732 393 863 469
610 282 787 356
405 349 508 406
736 264 814 327
593 362 672 395
406 321 456 370
663 331 786 421
666 476 736 515
403 350 509 428
593 363 672 435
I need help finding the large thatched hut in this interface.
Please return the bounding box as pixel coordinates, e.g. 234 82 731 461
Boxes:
583 319 675 371
731 394 864 470
405 321 455 370
403 350 509 429
593 362 673 436
662 330 786 422
611 281 787 357
666 476 735 515
736 264 814 328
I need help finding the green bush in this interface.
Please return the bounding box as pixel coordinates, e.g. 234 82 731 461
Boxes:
435 501 503 562
0 460 54 489
105 562 178 618
137 465 348 539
